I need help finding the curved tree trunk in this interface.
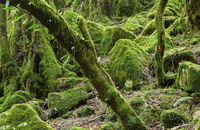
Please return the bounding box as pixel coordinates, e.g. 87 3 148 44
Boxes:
0 0 148 129
154 0 168 87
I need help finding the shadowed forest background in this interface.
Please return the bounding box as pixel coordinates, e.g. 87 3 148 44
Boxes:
0 0 200 129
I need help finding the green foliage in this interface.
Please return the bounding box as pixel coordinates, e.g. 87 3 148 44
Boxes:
48 87 89 116
0 104 53 130
108 39 148 87
160 109 189 128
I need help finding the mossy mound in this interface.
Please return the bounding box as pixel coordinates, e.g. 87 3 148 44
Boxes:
108 39 148 87
70 126 87 130
56 77 92 92
176 62 200 93
0 90 31 112
100 26 136 55
99 122 119 130
196 121 200 130
48 87 89 117
134 32 173 53
0 104 53 130
163 48 196 73
75 105 94 117
129 97 147 114
160 109 189 128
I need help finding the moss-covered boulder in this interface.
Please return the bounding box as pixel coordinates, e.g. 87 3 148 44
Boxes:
108 39 148 87
56 77 92 92
160 109 189 128
48 87 89 116
0 104 53 130
129 97 147 114
163 48 196 73
99 122 119 130
0 90 31 112
75 105 94 117
100 26 136 55
176 62 200 93
70 126 87 130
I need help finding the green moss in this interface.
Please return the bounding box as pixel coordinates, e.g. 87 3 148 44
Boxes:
0 90 31 112
48 87 89 116
56 77 92 92
0 104 53 130
108 39 148 87
76 105 94 117
100 26 136 55
160 109 189 128
176 62 200 93
129 97 147 115
70 126 87 130
62 112 72 119
163 48 196 73
196 121 200 130
99 122 118 130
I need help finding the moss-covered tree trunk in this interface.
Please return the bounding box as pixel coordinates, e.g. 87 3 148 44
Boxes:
154 0 168 87
0 1 148 129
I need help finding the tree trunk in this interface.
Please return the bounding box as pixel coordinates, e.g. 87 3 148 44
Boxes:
0 1 148 129
154 0 168 87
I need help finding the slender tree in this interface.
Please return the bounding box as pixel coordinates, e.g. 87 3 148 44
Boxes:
0 1 148 129
154 0 168 87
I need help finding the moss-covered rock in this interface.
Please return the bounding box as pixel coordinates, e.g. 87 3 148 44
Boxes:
108 39 148 87
196 121 200 130
0 90 31 112
160 109 189 128
99 122 118 130
0 104 53 130
56 77 92 92
48 87 89 117
70 126 87 130
100 26 136 55
75 105 94 117
163 48 196 73
176 62 200 93
129 97 147 115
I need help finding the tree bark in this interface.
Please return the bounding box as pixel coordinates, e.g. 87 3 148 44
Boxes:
154 0 168 87
0 1 148 129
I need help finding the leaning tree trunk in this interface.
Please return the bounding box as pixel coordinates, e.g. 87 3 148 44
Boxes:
0 1 148 129
154 0 168 87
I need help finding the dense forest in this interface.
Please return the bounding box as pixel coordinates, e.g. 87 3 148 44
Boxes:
0 0 200 129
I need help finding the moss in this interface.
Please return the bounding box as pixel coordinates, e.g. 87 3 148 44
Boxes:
56 77 92 92
160 109 189 128
108 39 148 87
70 126 87 130
163 48 196 73
76 105 94 117
0 104 53 130
48 87 89 117
62 112 72 119
129 97 147 115
100 26 136 55
0 90 31 112
196 121 200 130
176 62 200 93
99 122 118 130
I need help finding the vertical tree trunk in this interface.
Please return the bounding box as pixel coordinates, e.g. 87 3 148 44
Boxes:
0 1 148 129
154 0 168 87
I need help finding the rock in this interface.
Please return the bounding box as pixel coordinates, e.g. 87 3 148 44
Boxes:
108 39 148 87
176 62 200 93
0 104 53 130
75 105 94 117
100 26 136 55
160 109 189 128
48 87 89 117
163 47 195 73
0 90 31 112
